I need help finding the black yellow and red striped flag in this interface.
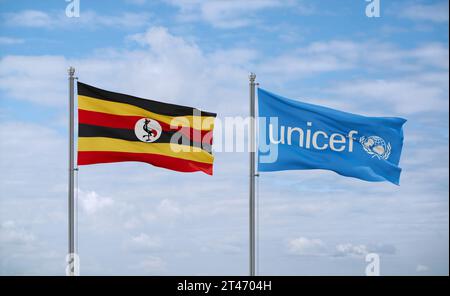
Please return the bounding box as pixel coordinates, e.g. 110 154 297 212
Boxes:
77 82 216 175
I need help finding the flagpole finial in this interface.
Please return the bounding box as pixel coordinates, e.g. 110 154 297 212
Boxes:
249 72 256 82
68 66 75 77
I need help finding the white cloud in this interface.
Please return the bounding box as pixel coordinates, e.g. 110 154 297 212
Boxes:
416 264 430 272
77 26 250 113
128 26 201 56
0 220 35 245
0 219 65 275
0 218 62 275
369 243 397 255
3 10 151 29
200 235 243 254
256 40 449 115
287 237 326 256
0 122 66 197
139 199 183 223
260 52 350 76
0 36 25 45
2 33 447 117
335 243 369 257
400 2 449 23
126 0 147 5
156 199 182 218
334 243 396 257
164 0 294 28
287 238 397 258
3 18 449 119
128 233 162 250
199 0 282 28
5 10 52 28
78 190 114 215
329 72 449 114
410 43 449 70
260 40 361 76
137 256 166 272
0 55 68 106
259 40 449 79
85 11 151 29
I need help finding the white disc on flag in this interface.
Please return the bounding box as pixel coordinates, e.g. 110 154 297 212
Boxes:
134 118 162 143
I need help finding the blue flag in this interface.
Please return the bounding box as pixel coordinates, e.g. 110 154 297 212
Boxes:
257 88 406 185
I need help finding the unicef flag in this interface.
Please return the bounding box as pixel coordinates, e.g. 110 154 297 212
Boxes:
258 88 406 185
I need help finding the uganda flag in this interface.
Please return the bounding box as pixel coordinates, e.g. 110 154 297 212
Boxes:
77 82 216 175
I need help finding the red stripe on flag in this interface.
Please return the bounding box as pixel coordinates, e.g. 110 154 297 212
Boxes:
78 109 213 145
78 109 140 129
78 151 213 175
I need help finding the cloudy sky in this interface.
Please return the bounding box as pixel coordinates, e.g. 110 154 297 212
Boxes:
0 0 448 275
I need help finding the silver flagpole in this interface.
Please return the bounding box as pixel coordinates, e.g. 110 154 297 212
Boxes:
68 66 76 276
249 73 256 276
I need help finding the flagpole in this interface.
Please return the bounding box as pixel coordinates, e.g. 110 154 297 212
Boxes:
68 66 76 276
249 73 256 276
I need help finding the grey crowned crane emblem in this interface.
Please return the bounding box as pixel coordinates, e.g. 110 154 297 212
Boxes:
142 118 159 142
134 118 162 143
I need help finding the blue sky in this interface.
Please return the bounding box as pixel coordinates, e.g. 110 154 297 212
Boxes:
0 0 448 275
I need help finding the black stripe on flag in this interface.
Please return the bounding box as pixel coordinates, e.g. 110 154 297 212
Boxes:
77 82 217 118
78 123 212 153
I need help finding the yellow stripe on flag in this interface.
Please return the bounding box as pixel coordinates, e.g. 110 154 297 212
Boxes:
78 95 215 131
78 137 214 164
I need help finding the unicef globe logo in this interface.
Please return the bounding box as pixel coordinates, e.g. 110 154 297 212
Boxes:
359 136 391 160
